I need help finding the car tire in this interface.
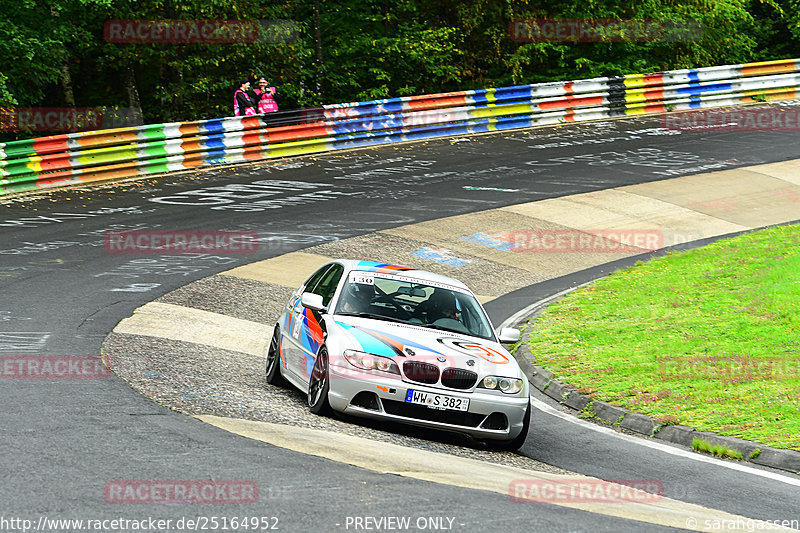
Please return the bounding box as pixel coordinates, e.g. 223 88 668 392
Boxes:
308 346 332 415
265 325 288 387
486 400 530 451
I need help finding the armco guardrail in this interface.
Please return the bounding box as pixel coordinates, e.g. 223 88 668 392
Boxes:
1 58 799 196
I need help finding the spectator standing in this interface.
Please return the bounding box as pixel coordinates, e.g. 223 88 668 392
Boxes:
253 77 279 114
233 79 257 116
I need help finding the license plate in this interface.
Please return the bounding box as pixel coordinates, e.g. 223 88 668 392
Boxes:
405 389 469 411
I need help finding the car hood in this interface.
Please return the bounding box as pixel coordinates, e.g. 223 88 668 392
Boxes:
328 314 521 378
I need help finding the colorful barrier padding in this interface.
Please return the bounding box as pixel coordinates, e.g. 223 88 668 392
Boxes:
2 59 799 196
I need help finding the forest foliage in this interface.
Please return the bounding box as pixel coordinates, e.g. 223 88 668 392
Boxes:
0 0 797 130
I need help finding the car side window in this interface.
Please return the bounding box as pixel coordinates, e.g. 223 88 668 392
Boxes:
311 264 344 306
303 265 332 294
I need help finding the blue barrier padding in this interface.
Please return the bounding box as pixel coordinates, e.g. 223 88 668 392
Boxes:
677 82 733 95
203 148 227 159
202 120 226 134
494 87 536 99
470 94 493 105
203 134 227 149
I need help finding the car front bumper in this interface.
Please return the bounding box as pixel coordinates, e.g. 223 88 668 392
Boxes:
327 362 529 440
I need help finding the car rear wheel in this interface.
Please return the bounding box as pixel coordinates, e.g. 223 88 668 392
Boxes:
308 347 332 415
486 400 530 451
265 326 288 387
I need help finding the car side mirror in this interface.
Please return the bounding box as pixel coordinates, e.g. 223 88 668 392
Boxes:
497 327 521 344
301 292 326 312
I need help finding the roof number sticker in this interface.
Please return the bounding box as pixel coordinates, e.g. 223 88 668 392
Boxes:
350 272 374 285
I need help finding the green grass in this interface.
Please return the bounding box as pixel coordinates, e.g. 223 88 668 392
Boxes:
525 224 800 450
692 438 744 460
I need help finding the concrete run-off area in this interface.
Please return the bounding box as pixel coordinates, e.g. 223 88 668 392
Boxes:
105 157 800 467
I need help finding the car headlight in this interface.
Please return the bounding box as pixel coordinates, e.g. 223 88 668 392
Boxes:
344 350 400 374
478 375 523 394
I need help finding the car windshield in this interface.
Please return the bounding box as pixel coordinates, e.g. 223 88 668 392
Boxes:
334 271 495 340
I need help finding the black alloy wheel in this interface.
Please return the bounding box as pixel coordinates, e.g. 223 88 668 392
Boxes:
308 347 332 415
265 326 288 387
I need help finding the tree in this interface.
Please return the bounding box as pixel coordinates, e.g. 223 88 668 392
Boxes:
1 0 798 140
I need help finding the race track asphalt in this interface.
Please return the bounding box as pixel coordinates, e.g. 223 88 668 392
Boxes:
2 110 799 532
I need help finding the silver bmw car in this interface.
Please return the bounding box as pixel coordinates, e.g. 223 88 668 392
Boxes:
266 259 530 449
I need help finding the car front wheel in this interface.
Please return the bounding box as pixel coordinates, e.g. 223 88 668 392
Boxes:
486 401 530 451
308 347 332 415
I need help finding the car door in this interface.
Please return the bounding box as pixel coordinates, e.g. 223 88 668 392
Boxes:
297 263 344 383
282 264 332 380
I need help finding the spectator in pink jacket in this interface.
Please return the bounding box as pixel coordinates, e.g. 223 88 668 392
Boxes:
233 79 257 116
253 77 279 114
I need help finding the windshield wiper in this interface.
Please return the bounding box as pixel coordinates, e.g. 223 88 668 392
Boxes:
336 312 410 324
423 322 493 340
424 323 467 335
